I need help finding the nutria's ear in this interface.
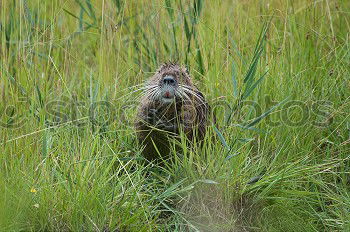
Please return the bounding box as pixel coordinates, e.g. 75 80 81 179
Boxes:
156 64 165 73
157 62 169 73
182 65 190 75
167 60 178 66
157 61 180 73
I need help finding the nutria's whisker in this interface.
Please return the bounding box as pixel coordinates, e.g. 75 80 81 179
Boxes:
143 87 160 102
140 89 157 100
154 89 162 101
144 84 158 90
183 89 205 106
116 83 146 93
115 85 158 101
180 86 207 107
176 89 191 103
148 89 159 101
128 83 146 88
140 85 157 94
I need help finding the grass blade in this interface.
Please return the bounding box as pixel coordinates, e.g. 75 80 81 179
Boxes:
231 61 238 97
214 125 230 150
245 97 289 128
242 70 268 100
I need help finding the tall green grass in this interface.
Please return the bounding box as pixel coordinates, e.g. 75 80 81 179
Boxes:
0 0 349 231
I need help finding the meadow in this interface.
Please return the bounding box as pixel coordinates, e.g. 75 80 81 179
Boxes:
0 0 349 231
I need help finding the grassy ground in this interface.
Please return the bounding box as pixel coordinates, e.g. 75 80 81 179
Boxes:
1 0 349 231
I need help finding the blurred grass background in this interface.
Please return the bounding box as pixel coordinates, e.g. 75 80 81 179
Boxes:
0 0 349 231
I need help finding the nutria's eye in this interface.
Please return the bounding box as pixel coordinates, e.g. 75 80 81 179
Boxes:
163 75 176 85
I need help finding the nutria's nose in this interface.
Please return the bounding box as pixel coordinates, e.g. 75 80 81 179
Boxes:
163 76 176 85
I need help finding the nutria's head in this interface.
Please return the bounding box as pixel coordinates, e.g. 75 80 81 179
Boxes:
143 63 196 105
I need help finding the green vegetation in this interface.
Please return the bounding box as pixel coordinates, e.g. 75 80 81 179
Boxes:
1 0 349 231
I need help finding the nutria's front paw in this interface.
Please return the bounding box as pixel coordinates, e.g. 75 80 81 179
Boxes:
157 121 178 133
145 108 158 124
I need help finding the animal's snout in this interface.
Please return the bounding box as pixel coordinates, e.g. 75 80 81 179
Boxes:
163 75 176 85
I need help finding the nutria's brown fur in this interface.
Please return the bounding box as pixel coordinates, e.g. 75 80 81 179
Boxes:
135 63 212 161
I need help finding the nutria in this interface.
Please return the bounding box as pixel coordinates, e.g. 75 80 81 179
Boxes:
135 62 212 161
